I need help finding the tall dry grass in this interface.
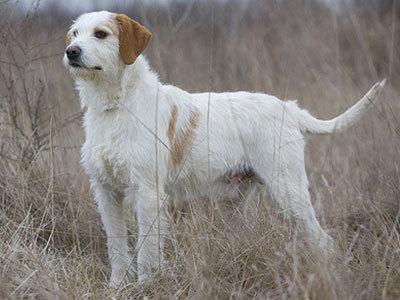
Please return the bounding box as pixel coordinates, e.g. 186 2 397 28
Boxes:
0 0 399 298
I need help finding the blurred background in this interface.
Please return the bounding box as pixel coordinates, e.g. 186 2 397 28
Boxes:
0 0 399 298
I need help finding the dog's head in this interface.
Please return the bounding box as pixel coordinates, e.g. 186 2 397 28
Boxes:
63 11 152 79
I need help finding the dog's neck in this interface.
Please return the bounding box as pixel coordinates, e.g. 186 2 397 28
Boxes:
75 56 159 113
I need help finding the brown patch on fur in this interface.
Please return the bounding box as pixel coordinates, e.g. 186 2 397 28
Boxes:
168 108 200 169
167 105 178 146
115 14 152 65
66 32 72 47
102 156 114 180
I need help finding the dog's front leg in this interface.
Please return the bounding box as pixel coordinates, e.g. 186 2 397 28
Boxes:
128 185 168 280
91 180 133 287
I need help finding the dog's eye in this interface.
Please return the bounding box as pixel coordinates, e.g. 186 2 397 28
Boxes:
73 30 78 37
94 31 108 39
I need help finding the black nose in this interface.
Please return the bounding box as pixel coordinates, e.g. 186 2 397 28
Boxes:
66 46 81 60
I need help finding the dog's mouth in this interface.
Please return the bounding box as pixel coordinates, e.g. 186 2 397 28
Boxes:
69 61 102 70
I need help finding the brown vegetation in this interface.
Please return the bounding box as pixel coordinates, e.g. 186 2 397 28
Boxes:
0 0 399 298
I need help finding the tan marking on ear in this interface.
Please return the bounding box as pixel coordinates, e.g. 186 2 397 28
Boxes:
169 109 200 170
115 14 152 65
66 32 72 47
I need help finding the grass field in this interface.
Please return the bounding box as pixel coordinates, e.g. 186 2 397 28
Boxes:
0 0 399 298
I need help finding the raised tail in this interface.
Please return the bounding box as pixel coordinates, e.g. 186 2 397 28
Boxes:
298 80 386 135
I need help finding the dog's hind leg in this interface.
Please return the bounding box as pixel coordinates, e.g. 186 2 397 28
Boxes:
270 174 333 253
259 150 334 254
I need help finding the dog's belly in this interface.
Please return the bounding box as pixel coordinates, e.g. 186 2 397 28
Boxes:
166 160 261 202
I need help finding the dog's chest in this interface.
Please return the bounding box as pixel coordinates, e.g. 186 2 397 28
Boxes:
83 141 127 188
82 114 135 186
81 109 162 188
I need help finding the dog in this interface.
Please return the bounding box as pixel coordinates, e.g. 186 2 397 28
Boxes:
63 11 385 287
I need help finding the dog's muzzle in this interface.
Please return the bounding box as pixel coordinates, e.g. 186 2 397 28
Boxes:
65 46 102 70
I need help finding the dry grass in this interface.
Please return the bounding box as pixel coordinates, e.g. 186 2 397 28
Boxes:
1 0 399 299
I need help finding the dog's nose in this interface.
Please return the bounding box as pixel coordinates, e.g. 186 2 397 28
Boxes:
66 46 81 60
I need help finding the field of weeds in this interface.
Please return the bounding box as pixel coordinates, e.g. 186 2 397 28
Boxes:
0 0 399 298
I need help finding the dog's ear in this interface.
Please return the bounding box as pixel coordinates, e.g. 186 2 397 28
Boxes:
115 14 152 65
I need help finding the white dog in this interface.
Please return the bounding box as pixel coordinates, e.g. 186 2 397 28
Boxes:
63 11 385 286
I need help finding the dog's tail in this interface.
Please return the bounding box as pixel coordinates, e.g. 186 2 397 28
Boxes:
298 80 386 136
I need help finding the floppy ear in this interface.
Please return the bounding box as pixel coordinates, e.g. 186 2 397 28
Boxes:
115 14 152 65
